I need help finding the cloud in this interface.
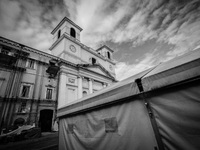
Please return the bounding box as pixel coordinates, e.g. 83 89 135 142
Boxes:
65 0 200 55
0 0 67 51
1 0 200 81
1 0 200 54
63 0 200 80
0 0 21 30
115 49 161 80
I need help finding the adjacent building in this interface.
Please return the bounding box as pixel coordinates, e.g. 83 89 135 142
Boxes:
0 17 116 133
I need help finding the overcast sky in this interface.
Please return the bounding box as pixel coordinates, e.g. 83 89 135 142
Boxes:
0 0 200 80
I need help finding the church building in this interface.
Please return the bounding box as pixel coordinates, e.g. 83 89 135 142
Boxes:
0 17 116 133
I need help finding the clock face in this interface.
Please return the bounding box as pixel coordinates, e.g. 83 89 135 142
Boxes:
70 45 76 53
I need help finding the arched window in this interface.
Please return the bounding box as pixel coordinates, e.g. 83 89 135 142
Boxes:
70 28 76 38
83 91 87 97
107 51 111 59
91 58 96 64
57 30 61 39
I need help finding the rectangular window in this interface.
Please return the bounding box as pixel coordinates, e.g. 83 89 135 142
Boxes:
46 88 53 99
18 101 27 113
27 59 35 69
21 85 30 98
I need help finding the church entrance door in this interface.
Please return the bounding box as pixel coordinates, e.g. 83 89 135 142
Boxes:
39 109 53 132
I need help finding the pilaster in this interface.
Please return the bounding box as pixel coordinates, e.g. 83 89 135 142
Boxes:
58 72 67 108
77 76 83 99
89 78 93 94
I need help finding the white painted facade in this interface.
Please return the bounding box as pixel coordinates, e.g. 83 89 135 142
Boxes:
0 17 116 130
49 17 116 108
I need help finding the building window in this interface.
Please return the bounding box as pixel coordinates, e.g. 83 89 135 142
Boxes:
83 91 87 97
20 85 31 98
107 51 111 59
57 29 61 39
70 28 76 38
18 101 27 113
46 88 53 99
91 58 96 64
26 59 35 69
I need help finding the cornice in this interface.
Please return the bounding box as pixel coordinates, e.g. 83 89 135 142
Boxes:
49 33 115 65
51 17 83 34
22 47 58 60
77 63 115 80
59 60 115 81
78 69 114 83
96 45 114 52
0 36 59 60
81 45 116 65
0 36 116 81
66 83 78 88
59 58 77 68
63 50 81 61
0 37 21 48
78 66 116 81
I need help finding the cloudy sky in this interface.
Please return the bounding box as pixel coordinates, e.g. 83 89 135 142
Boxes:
0 0 200 80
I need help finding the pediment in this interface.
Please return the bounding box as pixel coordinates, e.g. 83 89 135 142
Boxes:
77 63 115 80
87 66 109 77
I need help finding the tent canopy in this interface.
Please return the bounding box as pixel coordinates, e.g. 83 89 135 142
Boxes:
57 49 200 150
58 49 200 118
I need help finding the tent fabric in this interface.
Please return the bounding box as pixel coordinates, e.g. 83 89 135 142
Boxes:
58 49 200 150
143 57 200 92
57 68 153 117
58 49 200 118
145 49 200 78
148 81 200 150
59 98 158 150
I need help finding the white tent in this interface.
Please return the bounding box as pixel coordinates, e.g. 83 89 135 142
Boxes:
57 49 200 150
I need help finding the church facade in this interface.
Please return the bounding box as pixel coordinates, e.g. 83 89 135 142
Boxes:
0 17 116 133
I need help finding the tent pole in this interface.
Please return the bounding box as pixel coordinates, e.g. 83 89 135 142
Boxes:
135 78 165 150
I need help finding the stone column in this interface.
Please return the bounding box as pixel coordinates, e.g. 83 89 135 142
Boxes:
89 78 93 94
78 76 83 99
58 72 66 108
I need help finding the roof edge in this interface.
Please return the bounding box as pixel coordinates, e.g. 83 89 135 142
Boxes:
96 45 114 52
51 17 83 34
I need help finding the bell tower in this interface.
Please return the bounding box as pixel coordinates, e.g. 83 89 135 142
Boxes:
96 45 114 60
49 17 83 64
